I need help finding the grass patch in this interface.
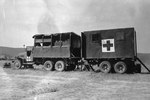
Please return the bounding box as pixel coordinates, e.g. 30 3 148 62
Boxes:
29 87 59 95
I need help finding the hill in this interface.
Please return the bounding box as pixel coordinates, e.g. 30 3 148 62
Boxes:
138 53 150 64
0 46 24 59
138 53 150 59
137 53 150 71
0 46 149 64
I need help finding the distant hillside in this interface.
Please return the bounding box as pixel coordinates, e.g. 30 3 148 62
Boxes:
0 46 149 62
0 46 24 58
138 53 150 63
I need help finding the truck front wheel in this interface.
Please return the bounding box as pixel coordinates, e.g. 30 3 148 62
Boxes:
55 60 65 71
114 61 127 74
99 61 112 73
14 60 22 69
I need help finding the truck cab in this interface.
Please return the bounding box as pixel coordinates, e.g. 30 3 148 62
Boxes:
14 46 34 69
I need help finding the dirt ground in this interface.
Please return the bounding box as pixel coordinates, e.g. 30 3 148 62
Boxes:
0 61 150 100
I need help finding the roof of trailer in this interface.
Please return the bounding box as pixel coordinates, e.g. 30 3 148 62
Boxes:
82 27 135 33
32 32 78 38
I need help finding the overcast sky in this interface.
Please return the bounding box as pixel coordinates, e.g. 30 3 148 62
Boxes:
0 0 150 53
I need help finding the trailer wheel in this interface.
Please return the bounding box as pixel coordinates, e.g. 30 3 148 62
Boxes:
55 61 65 71
14 60 22 69
43 61 53 71
114 61 127 74
99 61 111 73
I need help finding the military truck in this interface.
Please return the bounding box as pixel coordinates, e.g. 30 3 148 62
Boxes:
14 32 81 71
14 27 144 73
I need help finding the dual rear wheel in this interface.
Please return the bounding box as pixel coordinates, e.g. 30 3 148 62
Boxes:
55 61 65 71
99 61 127 74
43 60 65 71
99 61 111 73
43 61 53 71
114 61 127 74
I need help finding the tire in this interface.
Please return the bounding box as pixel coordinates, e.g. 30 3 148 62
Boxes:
14 60 22 69
43 61 53 71
99 61 112 73
55 60 65 71
114 61 127 74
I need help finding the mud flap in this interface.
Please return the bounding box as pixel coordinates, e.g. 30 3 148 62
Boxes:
134 63 141 73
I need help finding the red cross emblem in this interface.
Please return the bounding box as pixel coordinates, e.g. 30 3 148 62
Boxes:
102 39 115 52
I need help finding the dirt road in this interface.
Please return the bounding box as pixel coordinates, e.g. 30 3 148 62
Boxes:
1 63 150 100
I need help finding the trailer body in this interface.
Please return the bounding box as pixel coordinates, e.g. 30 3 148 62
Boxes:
81 27 140 73
81 27 137 59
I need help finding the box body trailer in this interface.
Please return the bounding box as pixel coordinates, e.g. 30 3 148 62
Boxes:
81 27 137 59
81 27 139 73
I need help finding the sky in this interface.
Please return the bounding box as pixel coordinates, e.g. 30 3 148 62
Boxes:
0 0 150 53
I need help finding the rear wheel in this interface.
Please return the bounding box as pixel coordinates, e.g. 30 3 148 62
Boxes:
55 60 65 71
114 61 127 74
43 61 53 71
14 60 22 69
99 61 112 73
